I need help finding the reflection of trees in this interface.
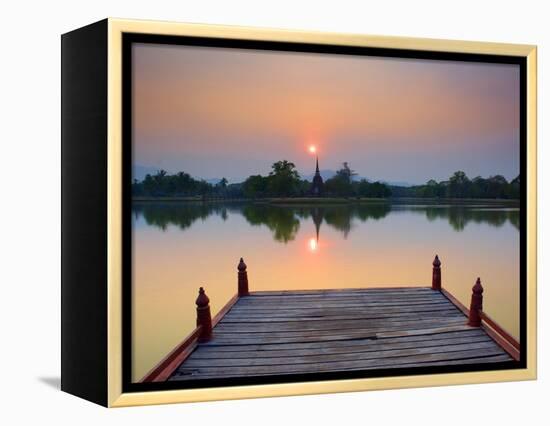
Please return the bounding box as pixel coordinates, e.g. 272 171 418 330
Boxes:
133 203 232 231
133 201 519 243
241 205 300 243
411 206 518 232
508 211 520 231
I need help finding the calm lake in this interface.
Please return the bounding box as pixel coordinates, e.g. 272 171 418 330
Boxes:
132 200 520 381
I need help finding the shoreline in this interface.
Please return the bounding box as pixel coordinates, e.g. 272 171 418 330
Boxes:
132 196 519 205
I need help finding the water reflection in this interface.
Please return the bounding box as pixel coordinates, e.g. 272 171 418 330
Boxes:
132 199 520 381
133 201 519 243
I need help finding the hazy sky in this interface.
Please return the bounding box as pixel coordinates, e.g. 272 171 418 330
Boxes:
132 43 520 185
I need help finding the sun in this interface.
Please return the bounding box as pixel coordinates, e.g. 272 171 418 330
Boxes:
308 145 317 154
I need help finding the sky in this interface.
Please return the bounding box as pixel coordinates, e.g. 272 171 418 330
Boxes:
132 43 520 185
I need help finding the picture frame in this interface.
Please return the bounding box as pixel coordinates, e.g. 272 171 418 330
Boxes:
61 18 537 407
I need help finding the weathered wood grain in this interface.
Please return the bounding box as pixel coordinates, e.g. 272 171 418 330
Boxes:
196 328 488 352
222 310 462 324
249 287 432 296
237 293 446 303
215 316 466 334
183 340 501 368
172 346 511 379
169 353 513 381
166 288 514 382
225 305 460 319
191 335 492 360
212 319 467 342
235 299 454 312
237 293 447 303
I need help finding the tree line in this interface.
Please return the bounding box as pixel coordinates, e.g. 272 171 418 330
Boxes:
322 162 392 198
132 165 518 200
398 171 520 200
133 160 392 199
132 170 234 198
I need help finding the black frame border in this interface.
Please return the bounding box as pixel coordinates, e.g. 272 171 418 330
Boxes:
122 33 528 393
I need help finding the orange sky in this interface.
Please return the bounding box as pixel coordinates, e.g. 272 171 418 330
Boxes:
132 43 520 184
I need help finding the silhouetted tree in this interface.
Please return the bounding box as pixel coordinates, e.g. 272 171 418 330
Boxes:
242 175 269 198
267 160 301 196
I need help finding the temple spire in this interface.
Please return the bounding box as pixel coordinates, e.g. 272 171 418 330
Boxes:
310 155 324 196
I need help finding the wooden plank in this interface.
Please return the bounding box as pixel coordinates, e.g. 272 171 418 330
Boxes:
222 309 462 323
232 300 453 311
228 307 457 320
214 317 466 336
246 288 442 295
190 334 493 360
391 353 513 368
216 315 465 333
376 324 474 338
196 328 488 352
172 346 508 378
234 299 449 309
184 341 501 368
163 287 517 382
249 287 433 296
236 298 448 307
207 320 468 345
239 291 446 301
224 307 463 320
170 354 513 380
241 292 445 304
225 304 461 318
229 302 456 313
238 293 447 303
202 330 379 346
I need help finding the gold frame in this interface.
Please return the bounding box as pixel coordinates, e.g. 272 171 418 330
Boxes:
106 18 537 407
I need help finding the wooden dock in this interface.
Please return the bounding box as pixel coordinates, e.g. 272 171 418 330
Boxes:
142 257 519 383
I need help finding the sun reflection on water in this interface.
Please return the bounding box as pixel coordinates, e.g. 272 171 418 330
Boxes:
308 237 318 252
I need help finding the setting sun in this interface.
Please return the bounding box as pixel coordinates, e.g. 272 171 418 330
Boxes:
308 145 317 154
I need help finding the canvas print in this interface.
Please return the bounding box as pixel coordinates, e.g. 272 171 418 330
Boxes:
129 42 522 385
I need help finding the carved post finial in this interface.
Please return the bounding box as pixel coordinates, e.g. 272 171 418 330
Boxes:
196 287 212 342
432 255 441 291
467 278 484 327
238 257 249 296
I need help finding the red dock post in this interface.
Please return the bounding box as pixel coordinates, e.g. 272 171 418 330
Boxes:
196 287 212 342
432 255 441 291
238 257 249 296
467 278 484 327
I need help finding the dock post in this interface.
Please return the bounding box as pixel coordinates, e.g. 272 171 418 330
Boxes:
432 255 441 291
238 257 249 296
196 287 212 342
467 278 484 327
